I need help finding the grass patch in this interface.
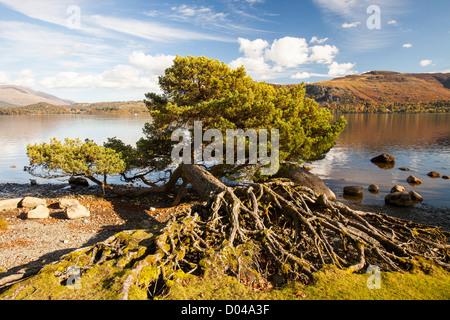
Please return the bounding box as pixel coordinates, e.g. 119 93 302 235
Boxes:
166 265 450 300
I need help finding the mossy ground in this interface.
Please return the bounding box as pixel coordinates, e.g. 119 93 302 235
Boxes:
2 263 448 300
166 265 450 300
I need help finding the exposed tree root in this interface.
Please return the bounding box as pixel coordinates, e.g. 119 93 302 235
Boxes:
2 179 449 300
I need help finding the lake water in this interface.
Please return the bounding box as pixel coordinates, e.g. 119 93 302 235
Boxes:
0 113 449 229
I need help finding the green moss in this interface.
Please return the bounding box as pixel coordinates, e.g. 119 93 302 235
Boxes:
166 265 450 300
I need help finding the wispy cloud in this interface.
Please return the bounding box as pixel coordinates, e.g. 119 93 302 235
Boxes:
342 22 360 28
313 0 412 51
420 59 433 67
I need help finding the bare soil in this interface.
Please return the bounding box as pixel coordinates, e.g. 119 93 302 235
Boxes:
0 183 195 289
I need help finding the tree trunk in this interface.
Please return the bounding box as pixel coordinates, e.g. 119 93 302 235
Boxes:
86 163 227 205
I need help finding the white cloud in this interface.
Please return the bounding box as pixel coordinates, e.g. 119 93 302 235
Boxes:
420 59 433 67
129 51 175 74
388 19 398 25
403 43 412 48
237 38 269 59
40 67 159 90
38 51 174 91
291 72 311 79
0 71 11 84
230 36 355 81
310 36 328 44
309 45 339 64
328 61 357 76
265 37 310 68
229 56 274 80
0 69 36 87
342 22 360 28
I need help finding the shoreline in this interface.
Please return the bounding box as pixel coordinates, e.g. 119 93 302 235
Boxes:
1 180 449 288
0 182 196 288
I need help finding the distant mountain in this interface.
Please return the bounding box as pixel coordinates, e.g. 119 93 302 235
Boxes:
0 85 75 107
272 71 450 105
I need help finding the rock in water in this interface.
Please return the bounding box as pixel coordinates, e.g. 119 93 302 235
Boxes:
371 154 395 164
368 184 379 193
65 204 90 219
406 175 422 185
343 186 364 197
391 185 405 193
21 196 47 209
275 166 336 200
409 191 423 202
27 205 50 219
385 192 413 207
427 171 441 178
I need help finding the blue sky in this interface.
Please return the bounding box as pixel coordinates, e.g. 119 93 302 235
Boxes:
0 0 449 102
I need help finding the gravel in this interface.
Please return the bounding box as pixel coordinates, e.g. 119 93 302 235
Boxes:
0 183 195 289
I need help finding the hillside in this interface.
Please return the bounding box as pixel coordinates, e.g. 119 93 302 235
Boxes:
0 85 75 107
302 71 450 105
0 100 148 115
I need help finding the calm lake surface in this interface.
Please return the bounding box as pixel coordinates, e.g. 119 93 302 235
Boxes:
0 113 449 229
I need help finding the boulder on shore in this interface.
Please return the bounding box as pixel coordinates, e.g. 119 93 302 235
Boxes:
27 205 50 219
343 186 364 197
65 204 90 220
58 198 80 209
385 192 413 207
0 198 22 211
371 154 395 164
20 196 47 209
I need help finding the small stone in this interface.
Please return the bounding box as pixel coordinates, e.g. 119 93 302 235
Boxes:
398 167 411 171
21 197 47 209
59 198 80 209
442 175 449 180
27 205 50 219
62 240 70 244
343 186 364 197
0 198 22 211
427 171 441 178
409 191 423 202
368 184 379 193
406 175 422 185
65 204 90 220
390 185 405 193
302 165 313 171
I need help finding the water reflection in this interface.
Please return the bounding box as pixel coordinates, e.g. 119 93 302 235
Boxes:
309 113 450 228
